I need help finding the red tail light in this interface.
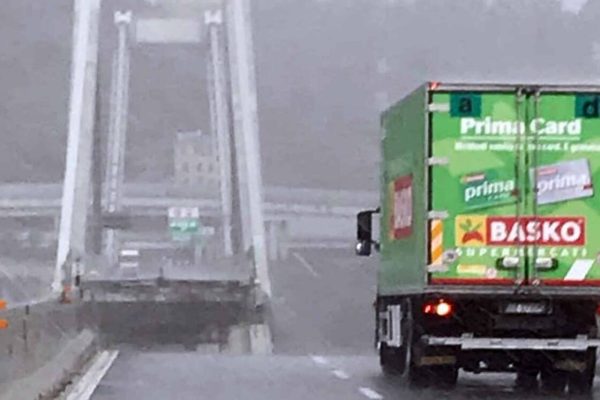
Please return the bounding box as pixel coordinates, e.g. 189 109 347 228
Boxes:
436 301 453 317
595 303 600 316
423 299 454 318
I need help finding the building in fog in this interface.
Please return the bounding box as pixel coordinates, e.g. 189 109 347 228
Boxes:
173 130 219 193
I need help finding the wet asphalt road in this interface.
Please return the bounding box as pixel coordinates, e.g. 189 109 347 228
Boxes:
90 249 600 399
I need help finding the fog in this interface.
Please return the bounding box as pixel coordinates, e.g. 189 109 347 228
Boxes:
2 1 600 395
1 0 599 191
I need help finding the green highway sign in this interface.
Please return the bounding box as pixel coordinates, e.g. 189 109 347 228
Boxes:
169 219 199 233
168 206 200 241
167 206 216 241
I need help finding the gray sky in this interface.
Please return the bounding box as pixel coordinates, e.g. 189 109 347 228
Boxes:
563 0 588 12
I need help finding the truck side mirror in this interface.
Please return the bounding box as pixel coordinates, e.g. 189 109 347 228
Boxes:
356 209 379 256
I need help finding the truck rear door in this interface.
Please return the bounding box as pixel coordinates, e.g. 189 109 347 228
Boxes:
428 85 526 285
526 89 600 286
428 84 600 287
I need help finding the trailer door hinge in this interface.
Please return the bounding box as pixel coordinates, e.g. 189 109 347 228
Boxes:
427 157 448 166
427 103 450 113
428 210 449 220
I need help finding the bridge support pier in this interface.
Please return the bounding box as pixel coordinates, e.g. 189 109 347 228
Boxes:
226 0 271 296
266 220 289 261
53 213 61 237
53 0 101 293
278 220 289 261
266 221 277 262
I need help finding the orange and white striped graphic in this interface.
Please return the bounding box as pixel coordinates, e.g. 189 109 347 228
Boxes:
430 219 444 265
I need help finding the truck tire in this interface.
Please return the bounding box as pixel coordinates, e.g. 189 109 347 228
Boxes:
567 349 596 395
408 362 430 387
433 366 459 388
515 368 538 392
407 318 457 388
378 300 409 376
380 342 406 376
540 367 567 393
406 311 430 387
408 356 458 388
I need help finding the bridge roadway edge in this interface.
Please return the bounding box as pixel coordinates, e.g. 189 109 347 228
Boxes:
0 255 271 398
0 301 99 400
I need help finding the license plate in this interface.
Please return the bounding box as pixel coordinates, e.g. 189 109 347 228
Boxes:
503 302 550 315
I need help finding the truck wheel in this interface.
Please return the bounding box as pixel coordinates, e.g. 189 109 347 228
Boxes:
407 316 430 387
515 368 538 392
378 300 409 376
406 320 457 388
434 365 459 388
408 359 457 388
380 342 406 376
408 364 430 387
540 367 567 393
568 350 596 395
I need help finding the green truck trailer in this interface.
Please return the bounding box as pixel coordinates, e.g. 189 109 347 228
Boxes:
356 82 600 393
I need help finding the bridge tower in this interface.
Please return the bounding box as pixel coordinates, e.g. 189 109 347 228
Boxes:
225 0 271 296
55 0 271 299
54 0 101 292
104 11 132 267
205 10 233 257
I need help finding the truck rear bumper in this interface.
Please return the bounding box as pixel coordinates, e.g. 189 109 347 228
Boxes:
423 334 600 351
421 284 600 298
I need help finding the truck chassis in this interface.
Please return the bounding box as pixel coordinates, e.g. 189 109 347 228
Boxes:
376 290 600 393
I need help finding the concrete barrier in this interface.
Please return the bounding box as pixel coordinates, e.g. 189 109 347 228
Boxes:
0 300 97 400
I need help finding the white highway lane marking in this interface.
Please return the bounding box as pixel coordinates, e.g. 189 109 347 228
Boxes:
310 355 329 366
331 369 350 380
292 252 319 277
66 350 119 400
359 387 383 400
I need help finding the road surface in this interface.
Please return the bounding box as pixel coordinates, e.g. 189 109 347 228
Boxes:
84 249 600 399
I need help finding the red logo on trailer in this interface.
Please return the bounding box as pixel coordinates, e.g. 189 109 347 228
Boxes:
486 216 585 246
390 175 413 239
